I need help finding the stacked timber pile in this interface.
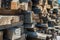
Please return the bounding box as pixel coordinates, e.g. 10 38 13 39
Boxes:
0 0 59 40
0 0 25 39
0 15 25 40
0 15 24 25
23 0 60 40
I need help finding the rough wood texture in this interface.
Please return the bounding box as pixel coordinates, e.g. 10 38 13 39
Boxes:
0 16 20 25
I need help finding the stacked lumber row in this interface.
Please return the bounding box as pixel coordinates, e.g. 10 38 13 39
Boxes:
0 15 23 25
0 14 25 40
0 15 25 40
24 0 58 30
0 0 29 40
0 0 59 40
23 0 59 40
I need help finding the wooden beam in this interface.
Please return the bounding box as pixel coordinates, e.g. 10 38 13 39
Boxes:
0 21 23 30
0 9 22 15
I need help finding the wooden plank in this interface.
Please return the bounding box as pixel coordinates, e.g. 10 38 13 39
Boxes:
0 9 22 15
0 10 16 15
0 16 21 25
0 21 23 30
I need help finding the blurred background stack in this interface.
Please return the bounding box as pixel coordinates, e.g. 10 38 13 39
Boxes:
0 0 59 40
